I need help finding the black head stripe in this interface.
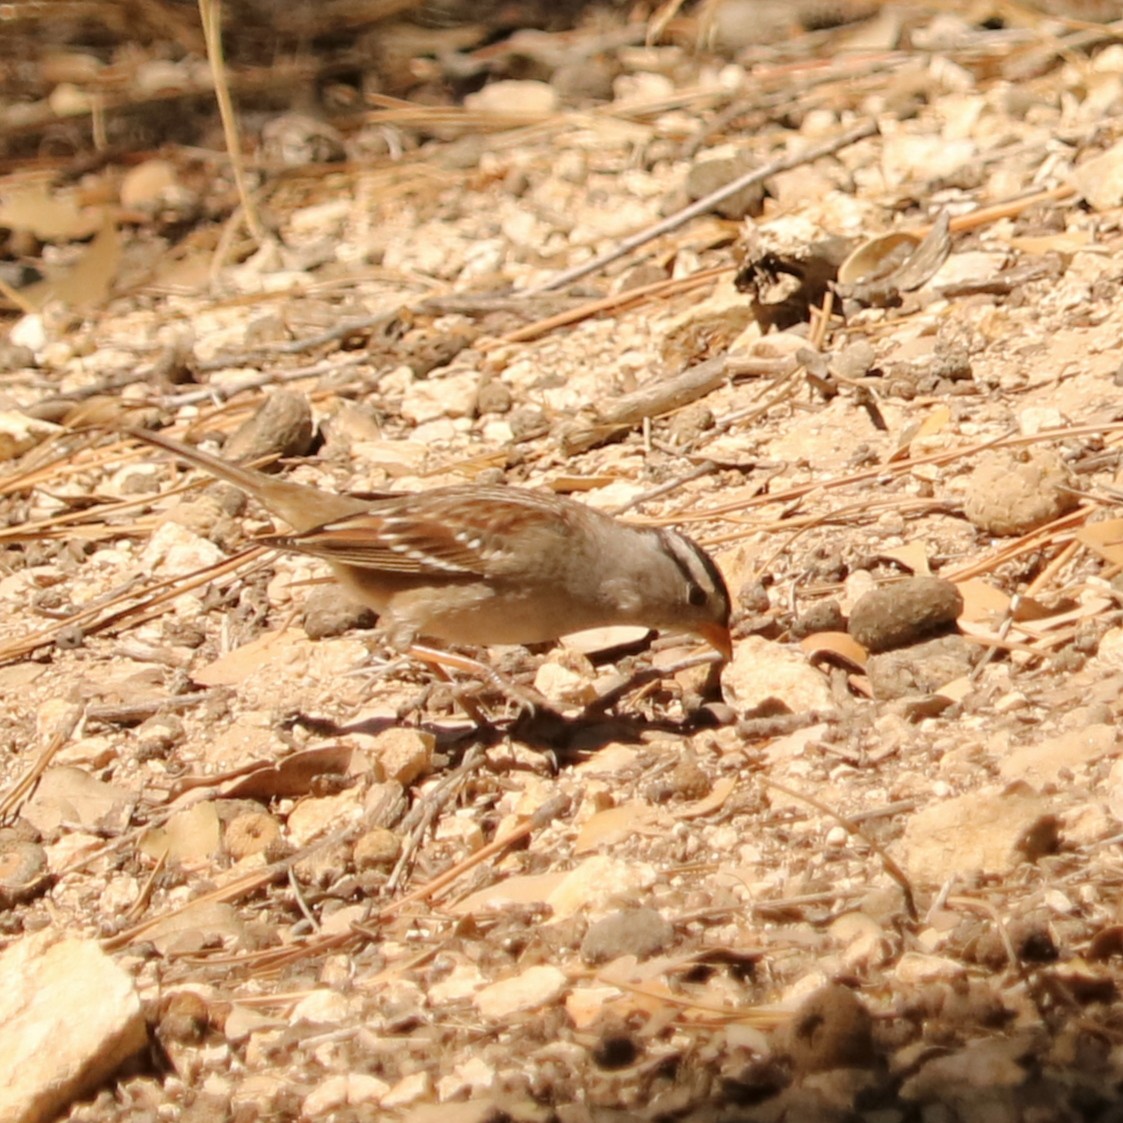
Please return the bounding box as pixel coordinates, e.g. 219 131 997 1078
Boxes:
658 530 731 620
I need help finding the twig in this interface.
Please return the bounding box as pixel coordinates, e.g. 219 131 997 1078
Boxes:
198 0 266 248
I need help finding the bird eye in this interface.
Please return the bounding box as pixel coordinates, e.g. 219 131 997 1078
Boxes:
687 584 707 607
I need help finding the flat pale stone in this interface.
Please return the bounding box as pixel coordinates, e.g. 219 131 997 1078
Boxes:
473 964 568 1020
898 784 1057 883
0 932 146 1123
998 723 1117 785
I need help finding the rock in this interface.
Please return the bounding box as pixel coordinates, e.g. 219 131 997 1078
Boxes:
301 586 377 639
684 150 768 219
353 828 401 870
474 964 568 1020
370 727 434 787
400 369 478 424
0 410 60 460
962 448 1078 536
866 634 976 699
120 158 179 208
848 577 963 653
225 811 282 861
0 834 50 909
721 635 835 717
1072 137 1123 211
222 389 314 463
784 983 875 1073
998 723 1117 786
898 785 1059 882
0 932 147 1123
580 907 675 964
791 598 846 639
465 80 559 115
301 1073 389 1115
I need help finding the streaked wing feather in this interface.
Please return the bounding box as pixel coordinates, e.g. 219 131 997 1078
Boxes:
265 485 584 577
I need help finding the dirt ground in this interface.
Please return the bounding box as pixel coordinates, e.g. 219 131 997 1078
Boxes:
7 2 1123 1120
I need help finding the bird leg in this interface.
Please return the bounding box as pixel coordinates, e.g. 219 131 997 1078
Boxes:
407 643 552 719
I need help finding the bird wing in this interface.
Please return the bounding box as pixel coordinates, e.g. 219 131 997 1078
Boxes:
265 486 581 578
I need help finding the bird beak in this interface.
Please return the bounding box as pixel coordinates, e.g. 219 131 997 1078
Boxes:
697 622 733 661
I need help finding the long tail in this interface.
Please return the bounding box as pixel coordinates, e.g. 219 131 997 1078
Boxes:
125 427 371 531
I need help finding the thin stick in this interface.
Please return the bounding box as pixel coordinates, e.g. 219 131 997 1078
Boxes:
198 0 265 247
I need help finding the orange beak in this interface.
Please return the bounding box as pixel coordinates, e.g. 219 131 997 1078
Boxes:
697 622 733 661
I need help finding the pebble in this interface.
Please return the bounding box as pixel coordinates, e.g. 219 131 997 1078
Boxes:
221 389 313 463
580 907 675 964
962 448 1078 536
866 634 976 699
784 983 876 1074
848 576 963 653
301 586 377 639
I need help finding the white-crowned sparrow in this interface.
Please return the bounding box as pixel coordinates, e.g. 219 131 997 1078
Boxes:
127 427 733 658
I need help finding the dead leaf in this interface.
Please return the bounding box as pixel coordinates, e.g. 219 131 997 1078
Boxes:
0 184 103 240
22 766 135 835
673 776 737 820
138 801 222 863
574 802 664 853
22 214 121 309
800 631 868 670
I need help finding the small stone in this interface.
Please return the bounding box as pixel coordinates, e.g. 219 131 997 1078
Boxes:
784 983 875 1073
476 379 512 415
225 812 282 861
474 964 568 1020
721 635 835 717
221 389 314 463
0 933 147 1123
685 151 768 219
370 727 434 787
899 785 1059 882
848 577 963 653
962 448 1078 536
0 835 50 909
120 158 179 208
534 654 597 706
353 828 400 870
465 80 559 115
866 635 976 700
0 410 60 460
791 599 846 638
134 714 184 760
301 586 377 639
581 908 675 965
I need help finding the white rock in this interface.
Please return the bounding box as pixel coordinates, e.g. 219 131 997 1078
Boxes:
380 1070 432 1109
302 1073 389 1114
474 964 568 1020
465 80 558 115
0 410 60 460
370 727 434 787
287 789 364 848
720 635 834 717
546 854 658 919
141 519 224 575
401 371 478 424
534 660 597 706
0 932 146 1123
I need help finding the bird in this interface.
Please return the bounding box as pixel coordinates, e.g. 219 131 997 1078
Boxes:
126 426 733 660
